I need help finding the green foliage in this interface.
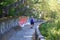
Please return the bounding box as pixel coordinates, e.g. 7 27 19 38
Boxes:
0 0 60 40
50 11 57 19
39 21 60 40
8 8 15 16
0 0 25 16
0 0 16 6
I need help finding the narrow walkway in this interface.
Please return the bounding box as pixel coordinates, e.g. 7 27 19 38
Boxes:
1 21 45 40
9 25 35 40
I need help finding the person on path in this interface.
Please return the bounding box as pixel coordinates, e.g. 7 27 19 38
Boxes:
30 16 34 28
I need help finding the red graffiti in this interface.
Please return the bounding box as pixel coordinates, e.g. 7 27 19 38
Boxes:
19 16 28 26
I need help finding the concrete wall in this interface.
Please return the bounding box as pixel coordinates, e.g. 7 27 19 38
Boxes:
0 17 19 35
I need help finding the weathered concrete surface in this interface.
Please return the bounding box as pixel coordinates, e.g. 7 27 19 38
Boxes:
0 17 46 40
0 17 19 34
1 22 40 40
9 25 35 40
1 24 35 40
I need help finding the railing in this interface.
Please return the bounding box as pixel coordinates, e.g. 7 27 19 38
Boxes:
35 20 46 40
35 28 45 40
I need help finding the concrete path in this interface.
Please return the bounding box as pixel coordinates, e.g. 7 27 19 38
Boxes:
1 21 45 40
9 25 35 40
